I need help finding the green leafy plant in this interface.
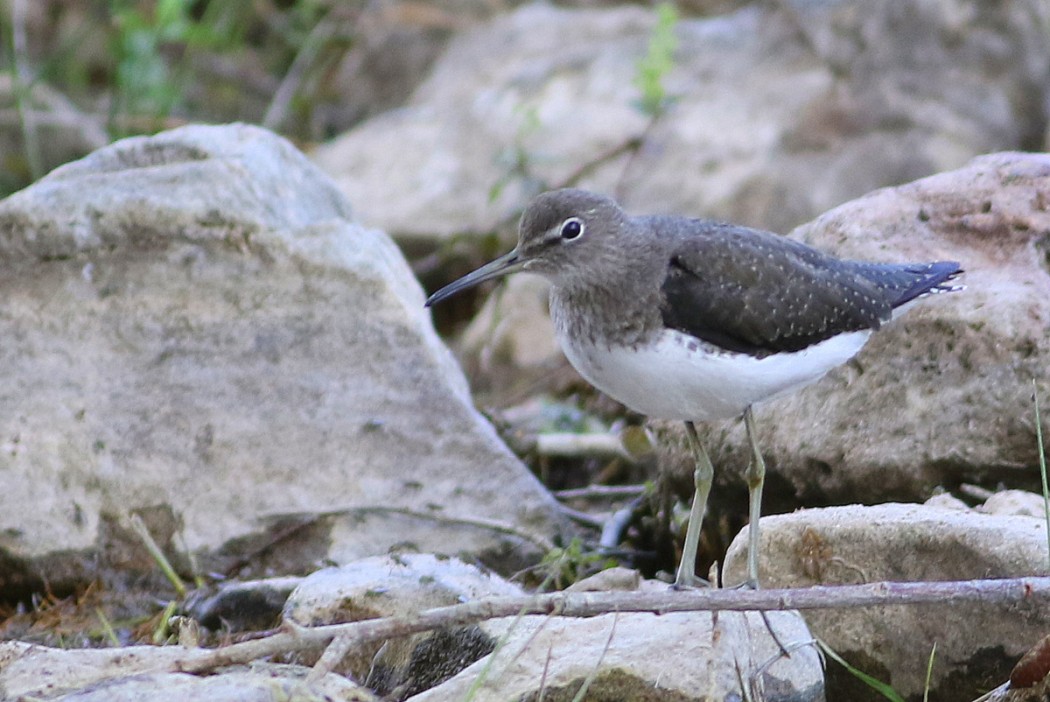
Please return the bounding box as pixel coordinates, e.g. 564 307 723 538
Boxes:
110 0 218 134
538 537 617 590
106 0 331 134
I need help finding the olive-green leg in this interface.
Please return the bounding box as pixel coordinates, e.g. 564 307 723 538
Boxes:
742 405 766 588
674 421 715 588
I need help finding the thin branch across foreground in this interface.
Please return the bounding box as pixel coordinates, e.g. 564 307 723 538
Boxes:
173 576 1050 674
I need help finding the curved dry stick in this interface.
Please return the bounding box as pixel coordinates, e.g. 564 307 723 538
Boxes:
174 576 1050 674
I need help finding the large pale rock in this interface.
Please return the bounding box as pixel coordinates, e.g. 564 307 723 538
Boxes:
321 0 534 128
0 124 565 598
409 580 824 702
313 0 1049 244
285 554 524 628
723 504 1050 701
981 490 1049 518
314 3 651 244
56 670 376 702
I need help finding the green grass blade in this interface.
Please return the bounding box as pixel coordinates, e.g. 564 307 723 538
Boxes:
128 514 187 597
1034 381 1050 570
95 607 121 647
923 642 937 702
817 638 905 702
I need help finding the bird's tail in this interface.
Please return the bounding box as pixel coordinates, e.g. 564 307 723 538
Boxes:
856 260 964 309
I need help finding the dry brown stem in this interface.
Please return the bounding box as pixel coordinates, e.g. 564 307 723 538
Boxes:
173 576 1050 675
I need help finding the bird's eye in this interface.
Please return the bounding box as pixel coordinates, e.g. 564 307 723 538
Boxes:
560 218 584 241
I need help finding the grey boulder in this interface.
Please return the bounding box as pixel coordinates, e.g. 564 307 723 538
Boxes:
0 123 566 597
723 503 1050 701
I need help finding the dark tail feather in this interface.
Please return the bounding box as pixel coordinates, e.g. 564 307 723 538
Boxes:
856 260 964 309
892 261 964 307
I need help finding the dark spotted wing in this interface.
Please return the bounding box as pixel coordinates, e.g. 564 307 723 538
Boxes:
659 223 897 357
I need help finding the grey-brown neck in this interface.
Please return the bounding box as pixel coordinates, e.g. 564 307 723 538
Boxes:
549 272 666 349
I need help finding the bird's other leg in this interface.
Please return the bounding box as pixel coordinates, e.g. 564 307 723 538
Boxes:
674 420 715 589
742 405 766 588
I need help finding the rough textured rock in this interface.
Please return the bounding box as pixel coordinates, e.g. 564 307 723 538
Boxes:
312 0 1049 244
0 123 566 598
981 490 1049 518
285 554 524 627
56 670 375 702
322 0 532 128
408 577 824 702
283 553 523 698
723 503 1050 701
657 151 1050 505
313 3 650 244
923 492 970 511
0 642 374 701
924 489 1047 518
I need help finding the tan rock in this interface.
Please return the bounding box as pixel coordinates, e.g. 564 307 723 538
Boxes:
0 642 374 702
723 503 1050 700
284 553 524 698
981 490 1050 518
409 578 823 702
313 0 1049 244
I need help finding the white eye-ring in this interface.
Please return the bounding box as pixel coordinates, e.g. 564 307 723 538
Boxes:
560 217 584 241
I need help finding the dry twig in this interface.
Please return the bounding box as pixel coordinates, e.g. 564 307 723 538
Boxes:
173 576 1050 675
554 485 648 500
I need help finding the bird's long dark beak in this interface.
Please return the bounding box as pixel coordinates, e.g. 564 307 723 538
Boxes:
425 248 524 307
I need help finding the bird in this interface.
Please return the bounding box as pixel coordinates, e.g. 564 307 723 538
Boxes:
425 188 963 588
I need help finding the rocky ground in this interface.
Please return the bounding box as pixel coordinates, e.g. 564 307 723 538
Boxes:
1 1 1050 701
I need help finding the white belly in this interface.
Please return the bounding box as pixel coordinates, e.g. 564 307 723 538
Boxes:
558 329 871 421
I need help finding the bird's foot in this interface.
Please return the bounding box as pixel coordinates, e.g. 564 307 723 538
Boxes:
672 573 713 590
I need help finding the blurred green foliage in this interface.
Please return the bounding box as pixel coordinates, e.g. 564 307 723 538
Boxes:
109 0 224 134
538 537 618 590
633 2 678 117
0 0 340 193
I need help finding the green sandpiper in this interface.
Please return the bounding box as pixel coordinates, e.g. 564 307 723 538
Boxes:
426 188 963 588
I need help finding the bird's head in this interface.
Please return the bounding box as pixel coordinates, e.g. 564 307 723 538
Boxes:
425 189 630 307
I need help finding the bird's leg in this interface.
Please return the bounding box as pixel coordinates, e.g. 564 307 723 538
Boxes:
742 405 766 588
674 420 714 589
